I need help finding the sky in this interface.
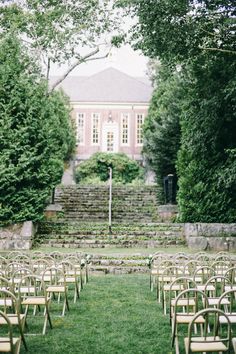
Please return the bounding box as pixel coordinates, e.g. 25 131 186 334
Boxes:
51 44 149 78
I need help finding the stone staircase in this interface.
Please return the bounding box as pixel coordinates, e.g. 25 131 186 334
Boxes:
88 253 150 274
54 185 159 223
36 185 186 273
36 221 185 249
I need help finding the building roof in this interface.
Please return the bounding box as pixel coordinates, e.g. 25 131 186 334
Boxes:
50 68 153 103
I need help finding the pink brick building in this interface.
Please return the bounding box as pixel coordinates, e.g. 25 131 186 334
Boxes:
53 68 153 161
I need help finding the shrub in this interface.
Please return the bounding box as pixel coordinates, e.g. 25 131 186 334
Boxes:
75 152 144 184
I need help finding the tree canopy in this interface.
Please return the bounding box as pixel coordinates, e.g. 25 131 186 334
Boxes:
0 0 124 87
119 0 236 63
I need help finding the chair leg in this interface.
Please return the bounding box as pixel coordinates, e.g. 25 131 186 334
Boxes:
46 306 53 329
175 334 180 354
171 321 176 348
42 315 47 335
15 339 21 354
65 294 69 312
62 299 66 317
43 305 52 335
74 283 80 303
20 326 28 351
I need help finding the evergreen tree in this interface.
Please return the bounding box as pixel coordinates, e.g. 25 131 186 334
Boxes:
0 35 75 225
119 0 236 221
143 68 182 202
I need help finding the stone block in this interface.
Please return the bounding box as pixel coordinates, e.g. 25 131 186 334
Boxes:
185 223 236 251
158 205 178 222
188 237 208 251
0 221 35 250
44 204 63 220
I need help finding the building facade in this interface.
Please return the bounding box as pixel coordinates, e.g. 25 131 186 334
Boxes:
53 68 153 161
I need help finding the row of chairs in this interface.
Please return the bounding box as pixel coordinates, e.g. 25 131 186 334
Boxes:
149 251 236 353
0 251 91 354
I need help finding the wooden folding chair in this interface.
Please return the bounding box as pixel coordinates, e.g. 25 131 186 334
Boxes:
169 277 197 323
204 275 232 309
184 308 231 353
43 266 69 316
171 289 209 354
0 310 21 354
59 261 80 303
0 289 27 351
18 274 52 335
218 289 236 327
161 265 184 315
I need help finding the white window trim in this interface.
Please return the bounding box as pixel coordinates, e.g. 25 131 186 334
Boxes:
91 113 100 146
135 113 144 146
76 112 85 146
120 113 130 146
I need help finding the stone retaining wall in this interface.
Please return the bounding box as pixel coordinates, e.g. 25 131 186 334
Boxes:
0 221 35 249
185 223 236 251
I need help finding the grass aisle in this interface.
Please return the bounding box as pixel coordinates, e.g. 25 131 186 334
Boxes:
26 274 173 354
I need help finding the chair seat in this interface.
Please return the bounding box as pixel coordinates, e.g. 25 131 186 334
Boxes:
220 314 236 324
160 276 176 283
41 275 52 282
164 284 183 291
196 285 215 291
59 277 76 283
151 268 165 275
184 336 227 352
18 286 38 294
208 298 230 306
47 286 65 293
22 296 50 305
0 337 20 352
0 314 25 325
224 285 236 291
0 299 12 307
171 299 195 307
176 314 205 324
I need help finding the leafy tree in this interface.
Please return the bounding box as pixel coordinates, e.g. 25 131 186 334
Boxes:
0 0 124 89
177 54 236 222
118 0 236 64
118 0 236 221
142 68 182 202
75 152 143 185
0 35 75 225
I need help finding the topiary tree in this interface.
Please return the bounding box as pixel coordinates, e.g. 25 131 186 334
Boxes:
0 35 75 225
75 152 143 185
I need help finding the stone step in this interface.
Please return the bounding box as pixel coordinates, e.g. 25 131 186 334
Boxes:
38 221 184 234
38 231 182 239
37 239 184 249
54 185 159 223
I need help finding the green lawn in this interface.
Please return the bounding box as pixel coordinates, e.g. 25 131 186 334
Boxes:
11 272 236 354
21 274 175 354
